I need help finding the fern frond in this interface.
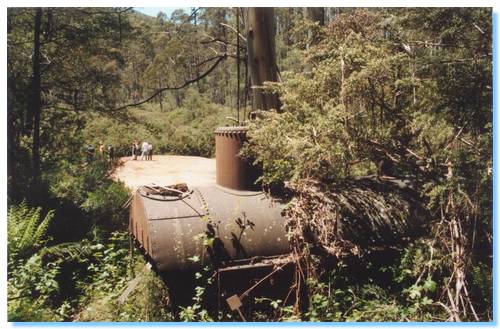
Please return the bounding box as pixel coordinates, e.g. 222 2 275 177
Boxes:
8 201 29 240
40 241 94 263
8 202 55 259
32 210 55 247
19 207 42 250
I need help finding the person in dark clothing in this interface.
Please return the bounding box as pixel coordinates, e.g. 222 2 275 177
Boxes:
86 144 95 163
108 144 114 161
132 140 139 160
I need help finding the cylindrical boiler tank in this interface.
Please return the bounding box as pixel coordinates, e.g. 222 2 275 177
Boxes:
129 184 289 274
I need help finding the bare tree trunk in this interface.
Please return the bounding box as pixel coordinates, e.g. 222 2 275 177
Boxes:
221 9 231 106
118 11 122 45
175 90 182 107
158 78 163 111
236 7 241 122
246 8 280 112
192 7 202 93
132 61 137 101
30 7 42 186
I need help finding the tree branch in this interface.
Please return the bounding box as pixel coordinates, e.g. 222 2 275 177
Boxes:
220 22 247 42
78 7 133 16
109 55 227 112
187 7 201 22
195 55 223 67
196 54 244 67
201 36 245 50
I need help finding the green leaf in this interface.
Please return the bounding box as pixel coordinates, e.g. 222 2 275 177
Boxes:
408 285 421 300
423 277 437 292
421 297 433 305
188 255 200 263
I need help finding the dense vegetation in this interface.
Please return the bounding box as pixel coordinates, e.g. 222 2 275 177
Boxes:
7 7 492 322
245 8 492 322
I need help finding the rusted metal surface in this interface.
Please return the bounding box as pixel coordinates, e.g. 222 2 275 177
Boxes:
214 126 259 191
129 184 289 274
197 185 289 263
218 257 296 313
129 192 150 254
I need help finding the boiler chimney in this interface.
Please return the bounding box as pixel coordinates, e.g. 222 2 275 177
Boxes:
214 126 259 190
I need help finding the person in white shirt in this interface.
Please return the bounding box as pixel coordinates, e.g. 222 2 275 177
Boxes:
141 141 149 161
147 143 153 161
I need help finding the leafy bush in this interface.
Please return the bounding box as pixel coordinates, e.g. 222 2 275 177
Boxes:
8 230 146 321
46 159 130 239
9 161 134 321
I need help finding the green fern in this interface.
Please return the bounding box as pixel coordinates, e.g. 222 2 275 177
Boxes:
8 201 55 260
39 241 93 263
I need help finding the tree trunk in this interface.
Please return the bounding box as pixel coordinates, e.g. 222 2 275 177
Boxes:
175 90 182 107
118 11 122 45
192 7 202 93
30 7 42 186
304 7 325 27
246 8 280 112
220 9 231 106
158 78 163 111
236 7 241 122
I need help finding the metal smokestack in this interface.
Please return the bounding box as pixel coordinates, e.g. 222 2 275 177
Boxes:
214 126 259 190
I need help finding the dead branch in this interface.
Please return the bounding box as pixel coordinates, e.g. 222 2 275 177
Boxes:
109 55 226 112
458 137 481 154
201 36 245 50
195 55 224 67
196 54 244 67
472 23 485 34
78 7 133 16
444 126 464 151
220 22 247 42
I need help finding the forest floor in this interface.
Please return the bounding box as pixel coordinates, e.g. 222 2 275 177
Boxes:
112 155 216 190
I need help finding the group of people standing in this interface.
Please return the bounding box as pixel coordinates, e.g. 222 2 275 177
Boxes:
85 140 153 164
132 140 153 161
85 141 114 163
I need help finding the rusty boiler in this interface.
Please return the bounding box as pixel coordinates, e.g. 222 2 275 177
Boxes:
129 126 292 306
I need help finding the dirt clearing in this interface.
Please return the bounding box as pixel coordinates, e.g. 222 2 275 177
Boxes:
112 155 215 191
